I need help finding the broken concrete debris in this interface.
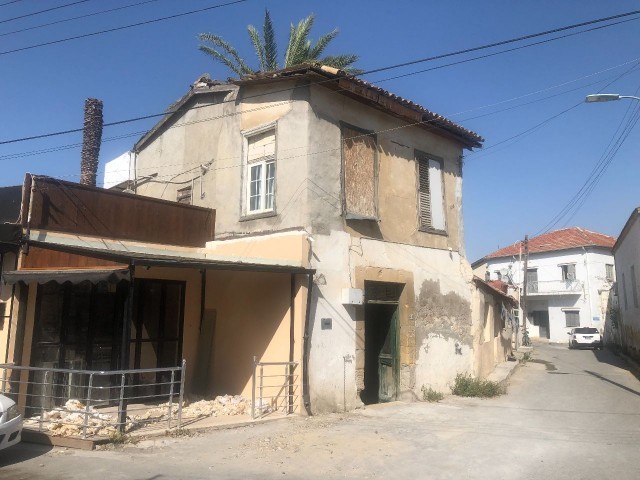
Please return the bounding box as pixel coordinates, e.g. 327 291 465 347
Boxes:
24 395 258 438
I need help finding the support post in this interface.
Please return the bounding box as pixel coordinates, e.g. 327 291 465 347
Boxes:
39 370 49 432
83 373 94 439
118 373 126 433
118 263 135 432
167 369 175 430
522 235 529 346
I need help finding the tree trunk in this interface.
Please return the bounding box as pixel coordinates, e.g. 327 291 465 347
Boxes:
80 98 103 186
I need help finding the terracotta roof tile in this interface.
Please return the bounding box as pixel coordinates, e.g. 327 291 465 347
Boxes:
484 227 616 260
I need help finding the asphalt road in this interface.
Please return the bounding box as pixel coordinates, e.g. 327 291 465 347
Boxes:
2 343 640 480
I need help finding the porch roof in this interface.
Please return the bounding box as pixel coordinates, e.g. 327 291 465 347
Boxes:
25 229 314 274
2 268 130 285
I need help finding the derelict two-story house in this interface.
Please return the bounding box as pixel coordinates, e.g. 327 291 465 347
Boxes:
107 64 484 411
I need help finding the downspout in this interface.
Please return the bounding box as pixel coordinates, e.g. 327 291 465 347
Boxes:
302 272 314 415
22 174 34 255
118 262 135 432
582 247 593 326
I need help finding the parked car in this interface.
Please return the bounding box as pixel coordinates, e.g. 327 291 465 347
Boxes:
0 394 22 450
568 327 603 350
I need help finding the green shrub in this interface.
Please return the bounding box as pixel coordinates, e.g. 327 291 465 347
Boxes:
421 386 444 402
520 352 532 364
451 373 504 398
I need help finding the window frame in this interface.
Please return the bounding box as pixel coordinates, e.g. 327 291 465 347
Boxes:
241 122 278 219
559 263 576 281
564 310 580 328
605 264 614 282
415 150 447 234
340 122 379 221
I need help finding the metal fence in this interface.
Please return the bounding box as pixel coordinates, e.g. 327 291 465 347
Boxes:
251 358 299 420
0 360 186 439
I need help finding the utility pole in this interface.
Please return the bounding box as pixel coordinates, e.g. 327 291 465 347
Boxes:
521 235 529 345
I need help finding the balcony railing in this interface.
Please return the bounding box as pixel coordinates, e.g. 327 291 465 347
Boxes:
526 280 583 295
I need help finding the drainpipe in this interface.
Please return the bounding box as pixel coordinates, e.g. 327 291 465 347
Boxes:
3 252 19 365
302 272 314 416
582 247 593 327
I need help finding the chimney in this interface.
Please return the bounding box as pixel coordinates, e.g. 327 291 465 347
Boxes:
80 98 103 186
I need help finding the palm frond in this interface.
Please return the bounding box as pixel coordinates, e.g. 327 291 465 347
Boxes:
263 9 278 71
319 54 360 70
198 33 254 76
285 14 315 67
247 25 265 71
308 28 338 59
198 45 245 76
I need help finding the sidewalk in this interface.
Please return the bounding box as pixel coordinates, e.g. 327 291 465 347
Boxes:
485 345 532 385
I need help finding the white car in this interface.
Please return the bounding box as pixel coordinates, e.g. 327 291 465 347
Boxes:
568 327 603 350
0 394 22 450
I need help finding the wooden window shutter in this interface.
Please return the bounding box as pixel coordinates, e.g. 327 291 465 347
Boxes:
417 156 432 229
342 126 377 220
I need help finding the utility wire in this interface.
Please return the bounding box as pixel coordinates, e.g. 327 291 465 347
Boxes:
1 0 91 25
2 10 639 146
0 0 249 56
3 56 640 163
0 0 164 38
0 0 24 7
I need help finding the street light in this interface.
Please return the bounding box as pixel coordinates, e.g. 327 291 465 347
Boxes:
585 93 640 103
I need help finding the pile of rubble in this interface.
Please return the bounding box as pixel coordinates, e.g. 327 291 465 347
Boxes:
25 399 119 437
136 395 252 423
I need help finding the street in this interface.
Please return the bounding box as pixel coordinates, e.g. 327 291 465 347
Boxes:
2 343 640 480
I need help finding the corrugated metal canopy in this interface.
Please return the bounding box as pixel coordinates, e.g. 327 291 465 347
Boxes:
2 268 130 285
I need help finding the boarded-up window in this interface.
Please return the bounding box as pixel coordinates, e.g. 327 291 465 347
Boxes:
417 154 446 231
342 125 377 219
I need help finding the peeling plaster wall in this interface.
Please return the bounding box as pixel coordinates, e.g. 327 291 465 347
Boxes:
309 231 474 412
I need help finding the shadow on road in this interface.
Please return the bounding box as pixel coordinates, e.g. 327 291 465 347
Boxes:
592 348 640 381
584 370 640 397
0 442 52 468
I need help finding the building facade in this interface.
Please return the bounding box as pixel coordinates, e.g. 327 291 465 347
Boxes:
105 65 486 411
612 208 640 357
473 228 616 344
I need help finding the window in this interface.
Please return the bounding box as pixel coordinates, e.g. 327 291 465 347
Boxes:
622 273 629 310
416 153 446 232
176 185 192 204
244 128 276 215
560 264 576 281
605 264 614 282
494 271 502 281
341 124 377 220
632 265 639 308
485 271 490 281
565 310 580 328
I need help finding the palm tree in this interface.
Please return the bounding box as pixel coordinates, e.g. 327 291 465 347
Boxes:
198 10 361 77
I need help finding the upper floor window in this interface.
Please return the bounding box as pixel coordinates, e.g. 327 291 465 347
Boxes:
341 124 377 220
416 152 446 232
605 264 614 282
176 185 192 205
560 264 576 281
244 127 276 216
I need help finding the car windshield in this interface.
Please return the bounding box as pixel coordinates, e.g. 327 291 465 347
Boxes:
574 327 599 334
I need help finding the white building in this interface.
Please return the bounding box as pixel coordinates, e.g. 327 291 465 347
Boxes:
473 227 616 343
612 208 640 357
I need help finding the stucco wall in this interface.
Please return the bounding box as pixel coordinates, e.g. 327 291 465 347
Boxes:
615 217 640 354
308 231 474 412
472 285 512 379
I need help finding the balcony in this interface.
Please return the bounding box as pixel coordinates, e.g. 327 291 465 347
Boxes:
526 280 583 296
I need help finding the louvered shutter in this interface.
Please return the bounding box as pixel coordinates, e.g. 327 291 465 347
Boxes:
418 157 432 229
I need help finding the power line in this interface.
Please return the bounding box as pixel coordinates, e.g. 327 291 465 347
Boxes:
0 0 164 38
1 0 91 25
0 0 24 7
3 56 640 164
0 0 249 56
2 10 639 147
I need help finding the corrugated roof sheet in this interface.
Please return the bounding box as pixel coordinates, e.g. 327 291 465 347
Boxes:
484 227 616 260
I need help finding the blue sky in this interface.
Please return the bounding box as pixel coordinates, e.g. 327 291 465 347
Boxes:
1 0 639 261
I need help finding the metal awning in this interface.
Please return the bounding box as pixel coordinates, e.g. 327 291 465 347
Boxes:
1 268 130 285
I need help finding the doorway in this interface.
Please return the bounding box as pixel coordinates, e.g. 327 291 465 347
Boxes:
360 281 401 405
532 310 550 339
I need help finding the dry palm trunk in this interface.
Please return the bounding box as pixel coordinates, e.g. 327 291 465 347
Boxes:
80 98 103 186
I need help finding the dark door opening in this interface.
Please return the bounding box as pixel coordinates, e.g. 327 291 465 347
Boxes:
532 310 550 339
360 281 401 405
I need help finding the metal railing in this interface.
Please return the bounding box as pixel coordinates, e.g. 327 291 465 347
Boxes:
0 360 186 439
251 358 299 420
526 280 583 295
